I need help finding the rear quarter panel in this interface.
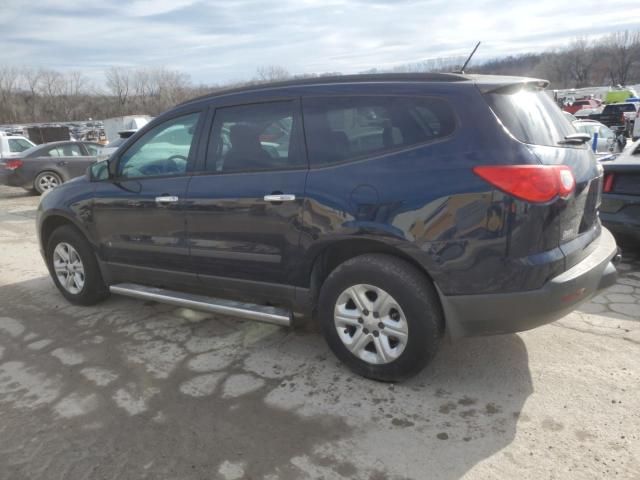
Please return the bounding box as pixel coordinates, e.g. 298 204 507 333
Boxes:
297 82 554 295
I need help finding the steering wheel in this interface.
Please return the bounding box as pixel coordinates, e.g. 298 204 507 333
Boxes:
166 155 188 173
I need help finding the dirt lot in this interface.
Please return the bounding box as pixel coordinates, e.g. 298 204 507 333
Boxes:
0 184 638 480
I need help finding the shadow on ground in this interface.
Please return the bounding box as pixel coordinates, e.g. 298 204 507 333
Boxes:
0 276 532 479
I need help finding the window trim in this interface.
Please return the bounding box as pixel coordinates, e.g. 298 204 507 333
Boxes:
194 97 309 176
106 108 204 182
300 94 459 169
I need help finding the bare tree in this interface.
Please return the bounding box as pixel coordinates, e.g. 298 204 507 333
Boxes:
0 67 20 123
604 30 640 85
105 67 131 113
565 38 594 87
255 65 290 82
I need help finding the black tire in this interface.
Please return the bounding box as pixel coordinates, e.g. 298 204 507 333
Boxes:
34 171 63 195
46 225 109 305
317 254 443 382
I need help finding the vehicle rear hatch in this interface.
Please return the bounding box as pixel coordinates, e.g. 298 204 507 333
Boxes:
482 81 602 269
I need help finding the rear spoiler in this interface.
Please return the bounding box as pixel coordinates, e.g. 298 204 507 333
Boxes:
469 76 550 94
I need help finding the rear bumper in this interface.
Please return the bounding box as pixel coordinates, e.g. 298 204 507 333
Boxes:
0 169 27 188
440 228 619 338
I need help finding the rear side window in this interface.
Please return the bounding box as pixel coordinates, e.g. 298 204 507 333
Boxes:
206 101 304 173
43 146 62 157
59 144 84 156
485 88 574 147
303 96 456 166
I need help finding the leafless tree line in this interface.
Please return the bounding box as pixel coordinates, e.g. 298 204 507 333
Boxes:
1 30 638 124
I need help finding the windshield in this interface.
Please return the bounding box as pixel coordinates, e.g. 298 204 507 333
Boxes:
484 88 575 147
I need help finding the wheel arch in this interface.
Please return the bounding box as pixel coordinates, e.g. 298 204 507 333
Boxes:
305 238 443 324
40 213 90 259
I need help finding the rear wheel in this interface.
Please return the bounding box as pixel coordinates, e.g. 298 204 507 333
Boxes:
34 171 62 194
46 225 109 305
318 254 443 381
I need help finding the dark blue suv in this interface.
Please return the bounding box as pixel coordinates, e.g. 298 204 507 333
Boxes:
37 73 619 381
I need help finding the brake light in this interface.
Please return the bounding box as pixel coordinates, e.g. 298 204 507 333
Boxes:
4 159 23 170
603 173 615 193
473 165 575 203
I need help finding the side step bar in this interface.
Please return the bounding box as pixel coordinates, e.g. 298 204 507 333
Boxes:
109 283 292 327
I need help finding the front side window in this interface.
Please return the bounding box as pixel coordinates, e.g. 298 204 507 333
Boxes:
303 96 456 166
118 112 200 179
206 101 303 173
8 138 34 153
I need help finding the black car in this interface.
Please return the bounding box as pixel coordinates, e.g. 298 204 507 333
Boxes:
600 139 640 243
37 73 619 381
1 141 101 194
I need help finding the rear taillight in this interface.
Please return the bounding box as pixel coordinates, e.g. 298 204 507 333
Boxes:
473 165 575 203
4 159 23 170
603 173 615 193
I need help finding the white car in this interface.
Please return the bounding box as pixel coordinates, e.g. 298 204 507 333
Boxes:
0 132 36 159
633 107 640 141
573 120 625 157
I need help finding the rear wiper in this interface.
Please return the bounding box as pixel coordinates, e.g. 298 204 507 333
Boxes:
558 133 591 145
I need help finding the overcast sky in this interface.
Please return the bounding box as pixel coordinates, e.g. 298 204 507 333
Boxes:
2 0 639 85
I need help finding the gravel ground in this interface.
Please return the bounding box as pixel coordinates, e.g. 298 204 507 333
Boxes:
0 185 638 480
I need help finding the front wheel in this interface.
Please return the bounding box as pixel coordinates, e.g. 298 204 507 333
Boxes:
317 254 443 382
46 225 109 305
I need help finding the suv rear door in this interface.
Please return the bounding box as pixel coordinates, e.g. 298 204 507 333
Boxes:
185 99 307 302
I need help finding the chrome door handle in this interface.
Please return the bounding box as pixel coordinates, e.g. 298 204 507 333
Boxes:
155 195 179 204
263 194 296 202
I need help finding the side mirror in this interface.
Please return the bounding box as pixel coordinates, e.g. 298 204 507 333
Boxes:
89 159 110 181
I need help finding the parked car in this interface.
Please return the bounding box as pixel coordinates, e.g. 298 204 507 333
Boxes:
589 102 639 136
600 139 640 243
37 73 619 381
633 106 640 141
573 120 626 157
0 132 36 159
574 106 603 118
0 141 99 194
564 98 601 115
562 111 577 122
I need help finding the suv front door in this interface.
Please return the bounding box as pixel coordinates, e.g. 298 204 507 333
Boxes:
91 111 203 287
186 99 307 302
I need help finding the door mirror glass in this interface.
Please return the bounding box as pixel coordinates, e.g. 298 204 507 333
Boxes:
89 159 110 181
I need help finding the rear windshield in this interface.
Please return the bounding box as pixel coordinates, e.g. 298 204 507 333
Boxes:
484 88 575 147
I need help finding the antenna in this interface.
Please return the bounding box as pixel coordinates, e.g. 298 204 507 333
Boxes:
457 41 481 74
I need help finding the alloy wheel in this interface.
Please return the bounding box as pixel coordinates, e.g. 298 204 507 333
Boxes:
53 242 85 294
